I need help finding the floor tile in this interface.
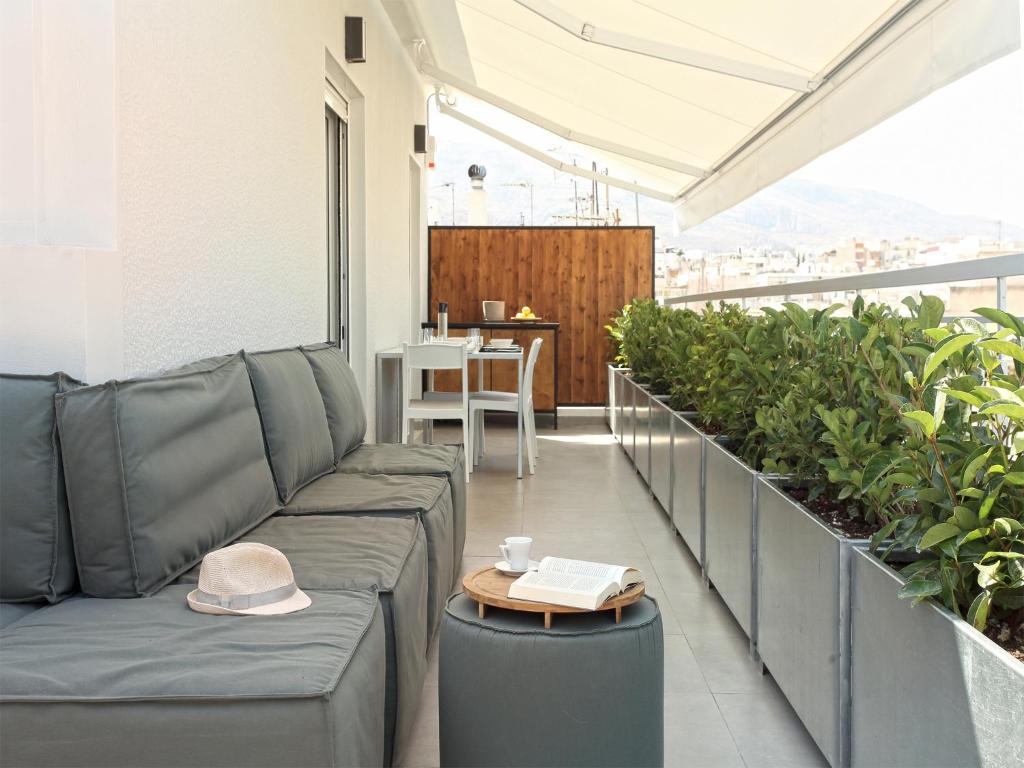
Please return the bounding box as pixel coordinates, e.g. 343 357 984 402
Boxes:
399 419 822 768
716 686 828 767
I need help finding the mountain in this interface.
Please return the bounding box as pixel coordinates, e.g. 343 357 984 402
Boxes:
427 126 1024 253
669 178 1024 252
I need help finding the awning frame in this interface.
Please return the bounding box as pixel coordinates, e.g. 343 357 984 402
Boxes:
437 100 676 202
420 60 708 178
513 0 818 92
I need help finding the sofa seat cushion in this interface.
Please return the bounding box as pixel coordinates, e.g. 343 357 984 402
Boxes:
244 349 335 504
55 354 279 598
0 602 41 630
281 473 453 639
301 343 367 461
335 443 466 570
0 586 386 768
0 372 82 603
178 515 428 766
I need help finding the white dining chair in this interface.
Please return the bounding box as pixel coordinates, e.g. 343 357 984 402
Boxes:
470 337 543 474
402 342 472 482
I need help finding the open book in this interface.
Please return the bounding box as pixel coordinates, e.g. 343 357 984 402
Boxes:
507 557 644 610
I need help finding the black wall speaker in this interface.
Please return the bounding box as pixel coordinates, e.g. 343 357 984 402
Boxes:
345 17 365 63
414 124 427 154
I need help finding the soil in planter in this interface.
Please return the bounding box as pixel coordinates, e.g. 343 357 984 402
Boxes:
785 488 884 539
986 611 1024 663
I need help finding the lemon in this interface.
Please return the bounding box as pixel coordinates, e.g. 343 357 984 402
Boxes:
522 306 531 314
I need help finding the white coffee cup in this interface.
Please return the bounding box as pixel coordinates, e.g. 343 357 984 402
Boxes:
498 536 533 571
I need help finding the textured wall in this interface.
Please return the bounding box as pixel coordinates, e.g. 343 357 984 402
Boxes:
116 1 330 374
4 0 427 421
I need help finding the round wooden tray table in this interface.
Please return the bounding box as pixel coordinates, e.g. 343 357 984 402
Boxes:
462 565 645 628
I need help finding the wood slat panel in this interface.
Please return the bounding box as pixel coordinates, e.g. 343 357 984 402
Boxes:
428 226 653 406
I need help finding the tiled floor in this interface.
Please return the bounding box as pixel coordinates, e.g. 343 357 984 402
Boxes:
399 416 827 768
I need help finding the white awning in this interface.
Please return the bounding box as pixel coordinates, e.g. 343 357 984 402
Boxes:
400 0 1020 228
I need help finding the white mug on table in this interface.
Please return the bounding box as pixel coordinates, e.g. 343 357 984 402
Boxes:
499 536 533 570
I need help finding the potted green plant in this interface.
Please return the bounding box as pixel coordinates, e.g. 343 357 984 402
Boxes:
753 298 924 766
847 307 1024 766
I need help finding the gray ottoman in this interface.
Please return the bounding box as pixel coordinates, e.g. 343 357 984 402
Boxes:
439 593 663 768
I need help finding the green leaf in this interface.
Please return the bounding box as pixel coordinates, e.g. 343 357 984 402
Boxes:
922 333 979 384
979 402 1024 420
953 505 979 530
975 561 1002 589
1003 472 1024 486
961 448 993 488
898 579 943 600
966 591 992 631
974 306 1024 336
942 389 984 408
902 410 936 438
918 522 962 551
919 295 946 329
976 338 1024 365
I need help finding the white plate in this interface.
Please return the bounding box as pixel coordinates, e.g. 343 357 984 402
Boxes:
495 559 540 575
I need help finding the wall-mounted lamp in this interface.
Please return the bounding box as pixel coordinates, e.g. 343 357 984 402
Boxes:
345 17 365 63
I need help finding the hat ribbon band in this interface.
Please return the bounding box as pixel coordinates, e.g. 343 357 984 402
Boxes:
195 581 298 611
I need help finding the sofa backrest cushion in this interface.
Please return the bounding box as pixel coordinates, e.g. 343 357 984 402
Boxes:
243 348 335 503
55 354 278 598
301 343 366 461
0 373 83 603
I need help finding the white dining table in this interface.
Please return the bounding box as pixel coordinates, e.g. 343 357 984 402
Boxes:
376 345 525 479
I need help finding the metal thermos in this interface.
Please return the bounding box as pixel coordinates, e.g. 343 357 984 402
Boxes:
438 302 448 340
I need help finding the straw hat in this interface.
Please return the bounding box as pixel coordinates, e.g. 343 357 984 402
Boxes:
186 542 311 616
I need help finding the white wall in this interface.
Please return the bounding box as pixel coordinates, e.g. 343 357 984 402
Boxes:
1 0 427 436
0 0 121 383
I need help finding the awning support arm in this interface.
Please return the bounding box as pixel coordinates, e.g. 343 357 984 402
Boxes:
514 0 816 92
420 61 708 178
437 102 676 202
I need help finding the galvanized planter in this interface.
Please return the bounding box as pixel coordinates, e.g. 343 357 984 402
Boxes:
756 478 867 768
621 376 635 460
670 412 705 562
703 437 756 639
850 549 1024 768
607 365 626 438
649 396 673 514
633 383 652 482
613 369 629 446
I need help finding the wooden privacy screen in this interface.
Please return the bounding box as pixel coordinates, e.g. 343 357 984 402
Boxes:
428 226 654 405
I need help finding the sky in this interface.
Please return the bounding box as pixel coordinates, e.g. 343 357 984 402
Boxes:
792 40 1024 227
430 12 1024 230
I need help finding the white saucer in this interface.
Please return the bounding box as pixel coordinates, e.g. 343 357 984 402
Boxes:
495 559 540 575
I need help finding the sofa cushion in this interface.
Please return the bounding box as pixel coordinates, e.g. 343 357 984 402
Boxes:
0 586 386 768
55 354 278 598
336 443 466 570
301 343 367 461
178 514 428 766
281 473 454 639
0 372 82 603
0 602 41 630
244 348 335 503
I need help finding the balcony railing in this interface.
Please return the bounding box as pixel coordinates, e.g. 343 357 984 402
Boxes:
664 252 1024 312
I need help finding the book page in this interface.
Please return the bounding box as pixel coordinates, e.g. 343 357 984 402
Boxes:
512 570 610 596
539 557 629 588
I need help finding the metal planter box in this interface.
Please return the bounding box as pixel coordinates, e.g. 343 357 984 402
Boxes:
633 383 652 481
670 412 705 561
607 365 626 437
850 549 1024 768
621 376 635 459
649 397 673 514
756 479 866 768
703 438 756 638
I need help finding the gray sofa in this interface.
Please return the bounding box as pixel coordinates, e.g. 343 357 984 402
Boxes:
0 345 467 768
